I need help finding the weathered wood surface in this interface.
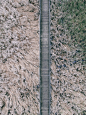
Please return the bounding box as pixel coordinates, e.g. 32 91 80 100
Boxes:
40 0 50 115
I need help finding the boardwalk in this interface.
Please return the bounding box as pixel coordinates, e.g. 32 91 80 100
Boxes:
40 0 50 115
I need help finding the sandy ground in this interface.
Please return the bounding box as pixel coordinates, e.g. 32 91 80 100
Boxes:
0 0 40 115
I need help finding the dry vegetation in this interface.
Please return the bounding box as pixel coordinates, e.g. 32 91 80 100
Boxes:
0 0 39 115
50 0 86 114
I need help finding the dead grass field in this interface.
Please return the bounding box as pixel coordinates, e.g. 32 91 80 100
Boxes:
50 0 86 114
0 0 40 114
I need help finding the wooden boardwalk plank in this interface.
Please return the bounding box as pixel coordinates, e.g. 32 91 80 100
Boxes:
40 0 50 115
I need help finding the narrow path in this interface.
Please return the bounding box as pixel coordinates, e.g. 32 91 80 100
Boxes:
40 0 50 115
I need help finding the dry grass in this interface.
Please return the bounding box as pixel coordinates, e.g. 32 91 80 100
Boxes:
50 0 86 114
0 0 39 114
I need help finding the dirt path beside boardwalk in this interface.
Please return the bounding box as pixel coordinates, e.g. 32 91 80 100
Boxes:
0 0 40 114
